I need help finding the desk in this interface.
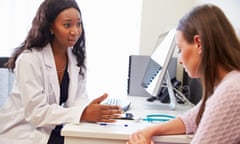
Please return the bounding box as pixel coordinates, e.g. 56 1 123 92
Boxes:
61 96 193 144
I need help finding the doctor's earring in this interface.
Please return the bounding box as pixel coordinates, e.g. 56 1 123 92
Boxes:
50 30 54 35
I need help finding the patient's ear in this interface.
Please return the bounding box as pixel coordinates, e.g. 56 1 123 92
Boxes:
194 35 202 54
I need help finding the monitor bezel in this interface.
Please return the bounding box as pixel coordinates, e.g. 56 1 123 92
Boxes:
141 29 176 97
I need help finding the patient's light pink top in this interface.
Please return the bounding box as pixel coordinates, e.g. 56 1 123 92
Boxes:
180 70 240 144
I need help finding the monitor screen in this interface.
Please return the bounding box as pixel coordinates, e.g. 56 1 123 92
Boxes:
141 29 176 97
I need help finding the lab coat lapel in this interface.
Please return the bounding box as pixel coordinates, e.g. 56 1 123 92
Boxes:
67 48 79 105
42 44 60 104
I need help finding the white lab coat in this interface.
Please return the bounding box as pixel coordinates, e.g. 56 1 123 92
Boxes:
0 44 90 144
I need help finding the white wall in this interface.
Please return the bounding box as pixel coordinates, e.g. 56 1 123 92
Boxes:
77 0 142 98
196 0 240 35
0 0 43 57
139 0 240 55
140 0 195 55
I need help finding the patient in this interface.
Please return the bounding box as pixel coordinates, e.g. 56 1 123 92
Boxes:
127 4 240 144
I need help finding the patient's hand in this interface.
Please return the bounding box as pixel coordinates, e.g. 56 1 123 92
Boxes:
127 131 154 144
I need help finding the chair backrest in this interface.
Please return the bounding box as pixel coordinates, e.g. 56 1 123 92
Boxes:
0 57 8 68
0 57 14 106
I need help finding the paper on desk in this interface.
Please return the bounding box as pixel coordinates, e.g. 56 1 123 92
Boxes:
70 120 155 134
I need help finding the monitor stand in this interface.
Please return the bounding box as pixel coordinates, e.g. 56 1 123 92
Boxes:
146 71 176 110
165 71 176 110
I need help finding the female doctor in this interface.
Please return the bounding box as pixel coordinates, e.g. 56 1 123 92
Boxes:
0 0 122 144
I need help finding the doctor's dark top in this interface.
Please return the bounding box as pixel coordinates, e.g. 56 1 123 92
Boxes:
60 64 70 105
47 63 69 144
0 44 90 144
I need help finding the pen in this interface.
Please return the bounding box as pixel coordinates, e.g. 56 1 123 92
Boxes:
97 122 128 127
98 122 108 126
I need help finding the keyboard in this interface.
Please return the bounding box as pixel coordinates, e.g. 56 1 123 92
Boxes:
101 98 131 112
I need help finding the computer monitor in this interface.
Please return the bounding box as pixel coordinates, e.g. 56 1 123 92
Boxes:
141 29 177 109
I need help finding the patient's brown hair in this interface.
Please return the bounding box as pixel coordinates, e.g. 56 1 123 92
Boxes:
177 4 240 125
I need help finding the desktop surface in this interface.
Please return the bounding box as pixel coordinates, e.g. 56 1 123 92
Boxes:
62 121 192 144
62 96 193 144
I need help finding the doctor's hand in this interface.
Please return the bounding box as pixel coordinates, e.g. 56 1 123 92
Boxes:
80 93 123 123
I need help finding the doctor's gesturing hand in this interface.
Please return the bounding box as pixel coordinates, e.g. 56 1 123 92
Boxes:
81 93 123 123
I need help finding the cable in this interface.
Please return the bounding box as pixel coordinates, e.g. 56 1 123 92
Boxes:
160 84 195 106
173 87 195 106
